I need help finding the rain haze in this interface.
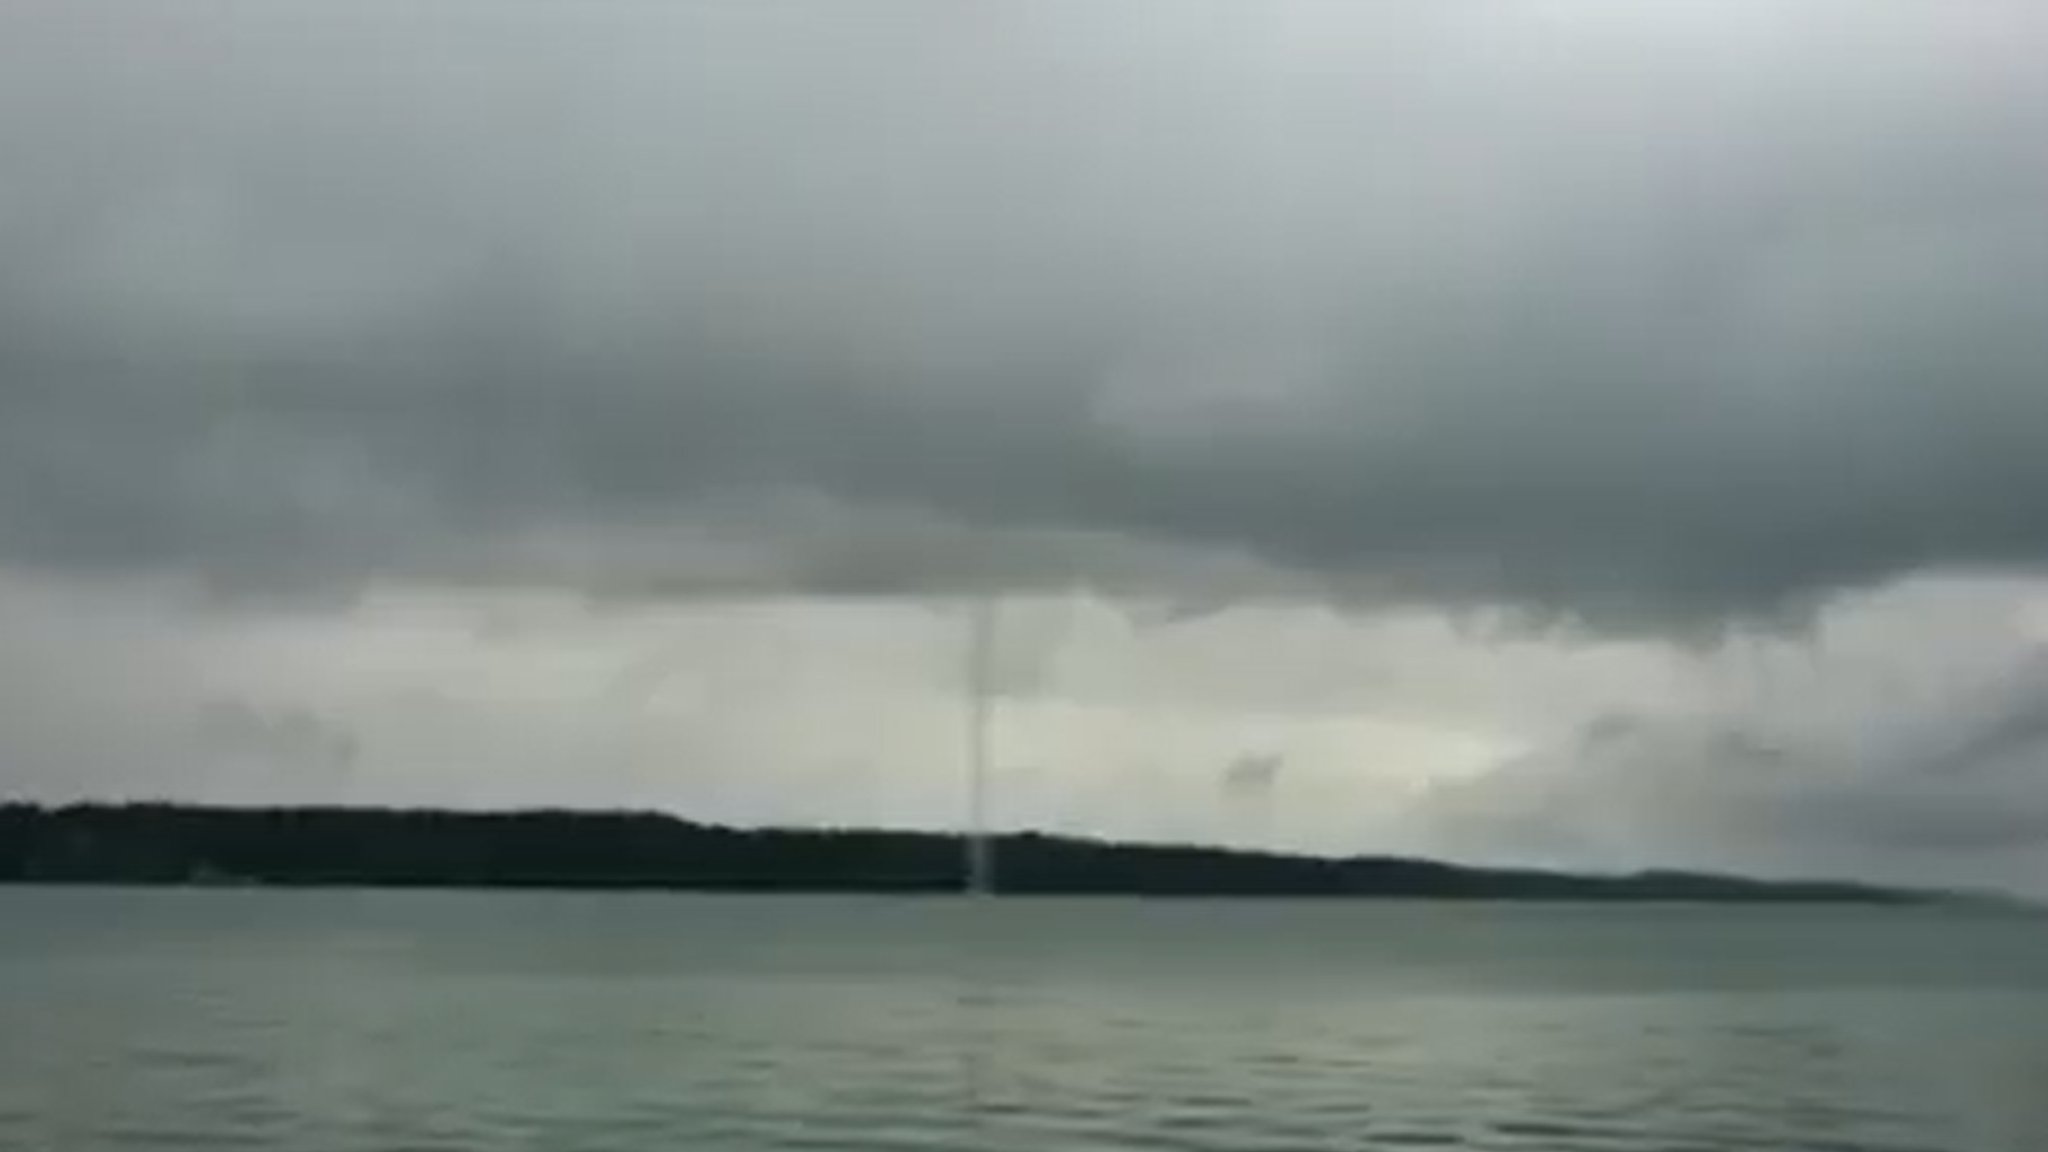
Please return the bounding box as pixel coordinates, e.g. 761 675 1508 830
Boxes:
4 0 2048 895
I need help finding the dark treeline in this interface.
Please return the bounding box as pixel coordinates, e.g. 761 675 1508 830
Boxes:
0 802 1922 902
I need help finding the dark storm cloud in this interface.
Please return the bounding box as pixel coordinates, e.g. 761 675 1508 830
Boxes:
3 2 2046 627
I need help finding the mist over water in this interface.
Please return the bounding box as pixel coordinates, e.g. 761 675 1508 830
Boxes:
4 888 2046 1152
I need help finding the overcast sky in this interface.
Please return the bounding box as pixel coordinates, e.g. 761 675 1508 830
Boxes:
4 1 2047 893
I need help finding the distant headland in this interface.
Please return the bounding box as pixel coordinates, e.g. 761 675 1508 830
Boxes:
0 801 1933 903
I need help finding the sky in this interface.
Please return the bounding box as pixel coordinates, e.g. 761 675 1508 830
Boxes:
3 1 2048 893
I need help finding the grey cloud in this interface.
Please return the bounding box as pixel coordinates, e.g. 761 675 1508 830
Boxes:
1422 624 2048 891
1222 753 1283 795
3 3 2047 628
195 699 361 777
1916 651 2048 780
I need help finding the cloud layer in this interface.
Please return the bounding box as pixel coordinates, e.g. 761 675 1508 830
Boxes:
3 3 2046 627
6 3 2048 894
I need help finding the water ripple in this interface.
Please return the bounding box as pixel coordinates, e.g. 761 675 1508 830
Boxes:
3 891 2046 1151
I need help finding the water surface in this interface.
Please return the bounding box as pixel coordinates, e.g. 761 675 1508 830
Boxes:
2 889 2045 1150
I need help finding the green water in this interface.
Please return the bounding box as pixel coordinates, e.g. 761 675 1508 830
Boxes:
3 888 2045 1150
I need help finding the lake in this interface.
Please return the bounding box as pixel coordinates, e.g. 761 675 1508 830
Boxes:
2 889 2045 1151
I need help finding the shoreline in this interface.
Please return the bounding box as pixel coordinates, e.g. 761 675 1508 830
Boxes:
2 801 1940 904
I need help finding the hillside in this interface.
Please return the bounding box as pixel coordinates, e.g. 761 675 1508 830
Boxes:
0 802 1926 902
